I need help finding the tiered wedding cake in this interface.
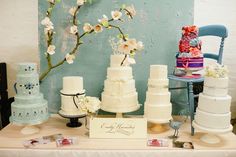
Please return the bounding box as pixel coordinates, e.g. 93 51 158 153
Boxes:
101 54 140 113
59 76 87 116
193 64 233 132
10 63 49 125
144 65 172 123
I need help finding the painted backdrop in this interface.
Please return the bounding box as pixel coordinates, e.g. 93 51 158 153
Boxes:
39 0 194 114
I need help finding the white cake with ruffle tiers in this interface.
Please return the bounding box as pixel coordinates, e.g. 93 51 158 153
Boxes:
193 64 233 132
144 65 172 123
101 54 140 113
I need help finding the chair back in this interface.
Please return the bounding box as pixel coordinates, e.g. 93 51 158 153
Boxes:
199 25 228 64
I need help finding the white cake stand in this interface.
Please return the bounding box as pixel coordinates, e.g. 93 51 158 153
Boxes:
147 118 172 134
193 120 233 144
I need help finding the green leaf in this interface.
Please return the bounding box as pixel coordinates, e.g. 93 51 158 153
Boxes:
117 34 123 39
121 4 126 9
56 0 61 3
102 21 109 27
48 7 53 13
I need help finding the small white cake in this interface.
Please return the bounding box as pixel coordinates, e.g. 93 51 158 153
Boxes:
101 54 140 113
144 65 172 123
193 64 232 132
60 76 86 116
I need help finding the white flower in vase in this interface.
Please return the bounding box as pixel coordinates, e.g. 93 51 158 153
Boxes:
47 45 56 55
83 23 93 33
70 25 78 34
94 24 103 33
111 10 122 20
77 0 85 6
98 15 109 27
69 7 77 16
65 53 75 64
125 5 136 18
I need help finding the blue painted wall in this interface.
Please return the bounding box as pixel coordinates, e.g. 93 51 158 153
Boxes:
39 0 194 114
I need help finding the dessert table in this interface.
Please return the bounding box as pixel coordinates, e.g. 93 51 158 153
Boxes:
0 114 236 157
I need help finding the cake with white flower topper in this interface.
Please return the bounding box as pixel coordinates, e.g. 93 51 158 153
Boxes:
144 65 172 123
10 63 49 125
101 54 140 113
193 63 233 132
176 25 203 73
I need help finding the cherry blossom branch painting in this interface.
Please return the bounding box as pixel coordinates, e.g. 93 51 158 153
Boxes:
40 0 144 81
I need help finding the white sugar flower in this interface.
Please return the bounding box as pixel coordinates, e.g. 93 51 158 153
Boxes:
125 5 136 18
94 24 103 33
65 53 75 64
84 96 101 113
126 38 138 50
41 17 53 27
136 41 144 51
98 15 109 27
47 45 56 55
126 56 136 64
69 7 77 16
83 23 93 33
118 41 133 54
77 0 85 6
111 10 122 20
70 25 78 34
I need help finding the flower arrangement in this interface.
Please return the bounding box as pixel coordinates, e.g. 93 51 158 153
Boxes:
40 0 143 81
79 96 101 115
178 25 202 58
205 63 228 78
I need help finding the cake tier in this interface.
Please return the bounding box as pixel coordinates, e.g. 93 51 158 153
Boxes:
145 91 170 104
110 54 126 67
10 100 49 125
144 103 172 123
150 65 167 79
17 63 37 75
198 93 231 114
203 77 228 97
101 92 139 113
176 57 203 69
62 76 84 94
16 73 40 96
107 66 132 81
14 93 44 104
148 79 169 93
195 108 231 129
104 79 135 95
60 94 87 116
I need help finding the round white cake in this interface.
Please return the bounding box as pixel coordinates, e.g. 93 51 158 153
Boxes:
60 76 86 116
101 54 140 113
144 65 172 123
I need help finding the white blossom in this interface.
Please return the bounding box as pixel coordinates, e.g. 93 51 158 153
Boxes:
94 24 103 33
118 41 133 54
69 7 77 16
111 10 122 20
65 53 75 64
136 41 144 51
47 0 55 4
70 25 78 34
98 14 109 26
77 0 85 6
83 23 93 33
47 45 56 55
125 5 136 17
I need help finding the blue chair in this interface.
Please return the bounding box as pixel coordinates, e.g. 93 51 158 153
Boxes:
168 25 228 135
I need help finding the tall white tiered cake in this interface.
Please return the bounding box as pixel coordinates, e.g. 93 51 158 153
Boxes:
144 65 172 123
101 54 140 113
59 76 87 116
193 64 233 134
10 63 49 125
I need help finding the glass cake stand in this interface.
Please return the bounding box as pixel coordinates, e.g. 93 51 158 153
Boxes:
58 110 86 128
193 120 233 144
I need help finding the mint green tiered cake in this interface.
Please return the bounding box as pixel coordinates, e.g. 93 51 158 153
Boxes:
10 63 49 125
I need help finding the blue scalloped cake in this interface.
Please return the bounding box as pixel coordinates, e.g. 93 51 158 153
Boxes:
10 63 49 125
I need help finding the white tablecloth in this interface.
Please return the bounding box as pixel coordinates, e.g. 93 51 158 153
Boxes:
0 114 236 157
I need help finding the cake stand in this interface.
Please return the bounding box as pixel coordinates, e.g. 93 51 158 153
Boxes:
147 118 172 134
193 120 233 144
58 110 86 128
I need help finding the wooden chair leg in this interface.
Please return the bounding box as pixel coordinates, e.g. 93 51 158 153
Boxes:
187 82 195 136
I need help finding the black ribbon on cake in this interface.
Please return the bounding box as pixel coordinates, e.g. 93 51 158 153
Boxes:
60 92 85 109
